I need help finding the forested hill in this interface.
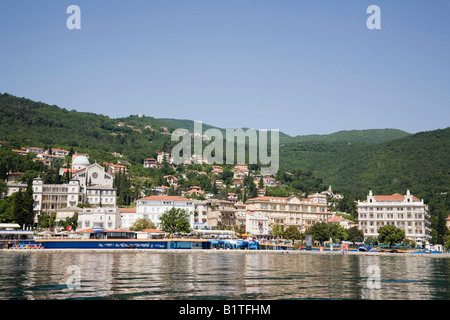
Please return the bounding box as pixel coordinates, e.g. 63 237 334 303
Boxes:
279 127 450 210
0 93 179 165
280 128 410 144
1 92 448 215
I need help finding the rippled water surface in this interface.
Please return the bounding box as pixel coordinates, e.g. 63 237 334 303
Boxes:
0 252 448 300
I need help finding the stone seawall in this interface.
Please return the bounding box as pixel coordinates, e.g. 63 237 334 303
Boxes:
2 248 449 258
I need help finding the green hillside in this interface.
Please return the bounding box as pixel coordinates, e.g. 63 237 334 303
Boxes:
0 93 178 165
1 92 448 217
281 129 411 144
279 128 450 209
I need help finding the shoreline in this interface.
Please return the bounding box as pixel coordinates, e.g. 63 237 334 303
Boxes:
2 248 450 258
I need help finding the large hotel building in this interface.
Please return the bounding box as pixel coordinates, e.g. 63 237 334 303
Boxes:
357 190 431 245
245 194 330 233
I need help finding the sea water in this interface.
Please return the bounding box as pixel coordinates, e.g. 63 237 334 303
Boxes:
0 252 448 300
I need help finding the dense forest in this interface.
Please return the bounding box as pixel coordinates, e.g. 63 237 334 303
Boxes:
0 93 179 166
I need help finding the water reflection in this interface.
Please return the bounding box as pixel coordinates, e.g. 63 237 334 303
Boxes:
0 252 448 300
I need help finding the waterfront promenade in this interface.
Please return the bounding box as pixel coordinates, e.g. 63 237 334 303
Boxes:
2 248 449 258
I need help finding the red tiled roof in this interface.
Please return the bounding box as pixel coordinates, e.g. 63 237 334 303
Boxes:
374 194 420 201
120 208 136 213
141 229 165 233
110 228 134 233
328 216 342 223
138 195 192 202
248 196 287 201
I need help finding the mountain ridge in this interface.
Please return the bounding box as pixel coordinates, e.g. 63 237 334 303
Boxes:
158 117 411 144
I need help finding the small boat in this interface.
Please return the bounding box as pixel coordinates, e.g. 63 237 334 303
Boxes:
358 246 374 252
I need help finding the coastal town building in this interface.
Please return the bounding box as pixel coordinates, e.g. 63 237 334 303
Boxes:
103 162 127 174
245 195 330 233
204 199 246 229
164 175 178 186
212 166 223 175
157 152 171 164
56 206 120 231
187 186 203 196
119 208 137 229
47 148 70 158
72 160 114 189
85 186 117 207
245 211 269 239
71 155 91 171
357 190 431 245
307 193 328 204
33 160 117 219
26 147 43 154
4 172 26 197
193 200 208 229
134 196 195 229
327 214 356 229
320 186 344 200
32 178 82 216
143 158 157 168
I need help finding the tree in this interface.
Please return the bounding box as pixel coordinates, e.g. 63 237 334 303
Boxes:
272 224 284 238
444 234 450 252
329 224 348 243
38 213 56 230
58 213 78 231
347 226 364 243
159 207 191 235
13 191 25 228
219 186 228 201
434 200 449 245
258 176 264 189
0 180 7 197
130 218 157 231
284 225 302 241
377 225 405 247
309 222 330 244
22 181 35 229
0 194 15 222
336 195 357 218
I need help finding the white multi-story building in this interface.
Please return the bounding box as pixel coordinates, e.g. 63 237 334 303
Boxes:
157 152 171 164
193 200 208 230
33 160 117 221
245 211 269 238
357 190 431 245
135 196 195 229
33 178 82 215
119 208 137 229
85 186 117 207
307 193 328 204
56 206 120 231
77 206 120 230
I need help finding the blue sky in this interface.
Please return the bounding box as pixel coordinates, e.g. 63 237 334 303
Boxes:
0 0 449 136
